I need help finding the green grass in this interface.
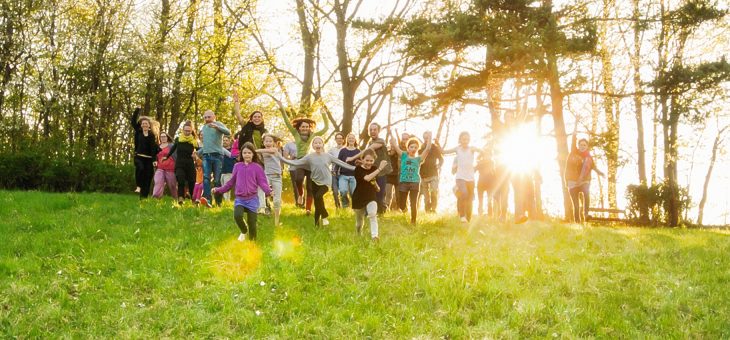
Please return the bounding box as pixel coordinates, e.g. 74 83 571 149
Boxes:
2 191 730 338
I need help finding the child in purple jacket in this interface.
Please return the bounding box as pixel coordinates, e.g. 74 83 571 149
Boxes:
213 142 271 241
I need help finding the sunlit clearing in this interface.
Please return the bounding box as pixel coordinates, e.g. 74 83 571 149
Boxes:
497 123 548 174
208 238 263 282
273 228 303 261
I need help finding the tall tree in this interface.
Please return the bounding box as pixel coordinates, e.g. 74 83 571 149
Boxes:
651 0 730 226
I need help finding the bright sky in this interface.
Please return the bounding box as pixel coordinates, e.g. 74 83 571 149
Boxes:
249 1 730 225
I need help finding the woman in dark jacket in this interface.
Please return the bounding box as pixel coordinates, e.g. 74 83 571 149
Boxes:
232 90 267 150
131 108 159 199
164 121 199 205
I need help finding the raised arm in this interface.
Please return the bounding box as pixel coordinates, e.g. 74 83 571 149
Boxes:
131 108 141 131
389 134 403 156
571 119 579 153
314 109 330 137
280 109 297 137
420 139 432 160
232 90 246 126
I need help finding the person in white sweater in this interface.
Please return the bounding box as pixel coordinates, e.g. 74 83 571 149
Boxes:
278 136 355 226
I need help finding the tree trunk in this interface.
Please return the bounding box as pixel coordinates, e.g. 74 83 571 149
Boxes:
0 0 16 119
599 0 619 212
698 126 728 226
296 0 317 116
632 0 649 222
632 0 647 186
154 0 170 124
547 56 572 221
334 0 355 135
168 0 197 137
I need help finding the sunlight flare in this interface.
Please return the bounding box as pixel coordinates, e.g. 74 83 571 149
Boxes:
208 238 263 282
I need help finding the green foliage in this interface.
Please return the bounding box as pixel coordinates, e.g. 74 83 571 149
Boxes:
398 0 596 109
2 191 730 337
625 182 692 226
0 153 134 193
671 0 727 28
652 58 730 96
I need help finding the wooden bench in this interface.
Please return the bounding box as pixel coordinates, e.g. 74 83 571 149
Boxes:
587 207 628 223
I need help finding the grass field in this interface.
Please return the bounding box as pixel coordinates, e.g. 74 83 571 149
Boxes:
2 191 730 338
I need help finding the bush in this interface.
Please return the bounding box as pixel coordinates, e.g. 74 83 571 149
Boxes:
625 181 691 226
0 152 134 193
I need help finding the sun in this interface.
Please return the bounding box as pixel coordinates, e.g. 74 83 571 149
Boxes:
496 123 548 174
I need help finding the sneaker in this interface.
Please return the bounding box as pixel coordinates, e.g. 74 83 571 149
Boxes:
238 233 246 242
177 199 184 206
460 217 468 223
199 197 212 208
515 215 528 224
322 218 330 226
134 187 141 193
306 210 311 216
371 236 380 242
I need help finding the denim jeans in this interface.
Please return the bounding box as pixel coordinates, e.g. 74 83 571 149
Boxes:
338 175 356 208
569 182 591 223
202 153 223 205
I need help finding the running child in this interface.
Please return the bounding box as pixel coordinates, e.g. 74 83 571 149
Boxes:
351 149 388 241
389 130 432 225
278 136 356 226
443 131 482 223
256 134 284 226
212 142 271 241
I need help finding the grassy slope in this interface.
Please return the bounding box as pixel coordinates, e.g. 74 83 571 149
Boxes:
1 191 729 338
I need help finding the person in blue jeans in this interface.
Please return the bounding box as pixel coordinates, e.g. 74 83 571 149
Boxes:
199 109 231 207
337 133 361 208
327 132 345 209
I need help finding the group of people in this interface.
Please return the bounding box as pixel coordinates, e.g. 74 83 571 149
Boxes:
131 93 604 242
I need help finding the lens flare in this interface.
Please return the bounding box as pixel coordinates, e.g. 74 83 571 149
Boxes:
496 123 545 174
273 228 303 261
207 238 263 282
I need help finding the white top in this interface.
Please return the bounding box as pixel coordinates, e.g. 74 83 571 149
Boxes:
327 146 343 171
454 147 476 181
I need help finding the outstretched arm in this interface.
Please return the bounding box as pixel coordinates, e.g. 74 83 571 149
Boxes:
164 140 179 160
256 147 278 154
328 154 356 172
278 153 307 167
213 166 237 194
441 146 457 155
